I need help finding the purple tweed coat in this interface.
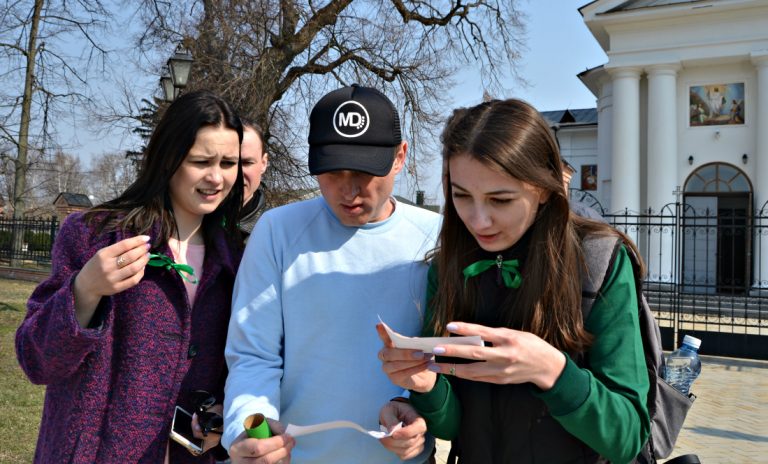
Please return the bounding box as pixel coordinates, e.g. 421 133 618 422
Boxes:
16 212 242 463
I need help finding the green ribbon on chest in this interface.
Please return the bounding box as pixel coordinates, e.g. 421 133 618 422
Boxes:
147 253 198 284
462 255 522 289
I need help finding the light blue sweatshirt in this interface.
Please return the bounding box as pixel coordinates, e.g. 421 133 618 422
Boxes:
223 196 440 463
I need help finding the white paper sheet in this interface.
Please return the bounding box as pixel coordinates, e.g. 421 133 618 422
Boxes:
285 420 402 439
378 316 483 353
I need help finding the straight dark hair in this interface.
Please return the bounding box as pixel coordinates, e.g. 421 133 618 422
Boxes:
429 98 644 353
86 90 244 248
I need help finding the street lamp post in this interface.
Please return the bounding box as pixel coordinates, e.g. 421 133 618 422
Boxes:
159 43 194 102
160 72 175 102
130 43 194 176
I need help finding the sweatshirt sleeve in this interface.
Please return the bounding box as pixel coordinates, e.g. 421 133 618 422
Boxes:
535 246 651 464
222 213 285 451
15 213 113 385
408 263 462 440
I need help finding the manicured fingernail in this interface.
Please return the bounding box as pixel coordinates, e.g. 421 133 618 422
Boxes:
433 346 446 355
427 363 441 372
446 323 459 332
145 243 151 249
411 351 425 359
139 235 150 242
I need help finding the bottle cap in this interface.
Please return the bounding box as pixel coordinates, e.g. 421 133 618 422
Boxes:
682 335 702 349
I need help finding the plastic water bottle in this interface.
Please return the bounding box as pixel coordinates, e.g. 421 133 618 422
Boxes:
664 335 702 395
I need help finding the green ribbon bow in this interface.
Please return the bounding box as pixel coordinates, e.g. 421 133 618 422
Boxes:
147 253 198 284
462 255 522 289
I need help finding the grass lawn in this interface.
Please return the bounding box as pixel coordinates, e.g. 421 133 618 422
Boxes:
0 278 44 463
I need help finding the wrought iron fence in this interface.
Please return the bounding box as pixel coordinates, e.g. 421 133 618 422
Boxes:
0 217 59 268
603 201 768 360
3 197 768 359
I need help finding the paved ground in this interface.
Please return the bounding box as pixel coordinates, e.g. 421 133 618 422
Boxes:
433 354 768 463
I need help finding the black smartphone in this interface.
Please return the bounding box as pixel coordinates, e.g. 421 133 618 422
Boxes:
170 406 204 456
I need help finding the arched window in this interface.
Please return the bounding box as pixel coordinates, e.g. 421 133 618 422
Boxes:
684 163 751 193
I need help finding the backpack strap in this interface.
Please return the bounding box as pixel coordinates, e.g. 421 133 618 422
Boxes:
581 234 623 321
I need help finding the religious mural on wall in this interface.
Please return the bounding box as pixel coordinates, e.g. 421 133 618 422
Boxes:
689 82 744 126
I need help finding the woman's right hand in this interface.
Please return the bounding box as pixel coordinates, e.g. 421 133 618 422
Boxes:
73 235 151 327
376 323 437 393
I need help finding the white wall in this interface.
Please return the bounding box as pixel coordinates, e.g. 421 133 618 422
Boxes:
560 126 599 194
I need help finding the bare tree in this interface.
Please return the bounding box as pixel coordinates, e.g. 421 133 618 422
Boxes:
39 151 86 198
0 0 111 218
13 149 87 216
88 151 136 204
129 0 525 205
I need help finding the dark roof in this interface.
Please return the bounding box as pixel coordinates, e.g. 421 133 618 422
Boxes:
540 108 598 127
54 192 93 207
606 0 703 13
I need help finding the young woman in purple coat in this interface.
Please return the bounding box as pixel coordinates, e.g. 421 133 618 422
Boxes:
16 90 244 463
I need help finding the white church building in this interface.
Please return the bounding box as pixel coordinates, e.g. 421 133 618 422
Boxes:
554 0 768 294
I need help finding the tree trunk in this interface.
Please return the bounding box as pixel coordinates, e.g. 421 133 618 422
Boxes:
11 0 44 266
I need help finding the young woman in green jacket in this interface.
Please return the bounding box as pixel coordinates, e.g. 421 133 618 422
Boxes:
377 99 651 464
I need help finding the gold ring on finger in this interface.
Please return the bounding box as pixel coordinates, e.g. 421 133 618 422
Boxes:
449 364 456 376
116 255 127 269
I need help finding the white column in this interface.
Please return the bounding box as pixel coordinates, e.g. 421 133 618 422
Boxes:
751 52 768 288
646 64 680 213
608 67 642 214
645 64 680 283
597 78 613 210
753 53 768 216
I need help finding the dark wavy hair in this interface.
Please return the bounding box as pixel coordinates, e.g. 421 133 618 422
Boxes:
87 90 244 248
429 98 643 353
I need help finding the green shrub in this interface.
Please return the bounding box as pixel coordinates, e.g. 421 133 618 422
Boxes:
0 230 10 250
23 231 52 252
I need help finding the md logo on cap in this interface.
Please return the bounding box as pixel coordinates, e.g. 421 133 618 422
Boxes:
333 101 370 138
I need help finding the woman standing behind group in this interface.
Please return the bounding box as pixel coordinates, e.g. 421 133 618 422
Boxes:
379 98 650 463
16 90 244 463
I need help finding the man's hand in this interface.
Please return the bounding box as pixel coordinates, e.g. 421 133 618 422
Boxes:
379 400 428 461
228 420 295 463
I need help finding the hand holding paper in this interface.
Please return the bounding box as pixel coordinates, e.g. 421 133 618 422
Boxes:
376 316 484 393
379 399 429 461
377 316 483 353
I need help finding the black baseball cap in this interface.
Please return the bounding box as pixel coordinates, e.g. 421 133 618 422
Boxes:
308 84 402 176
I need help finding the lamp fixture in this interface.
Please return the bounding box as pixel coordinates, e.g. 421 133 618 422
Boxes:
742 153 748 165
168 43 194 90
159 43 194 102
688 155 694 166
159 73 175 102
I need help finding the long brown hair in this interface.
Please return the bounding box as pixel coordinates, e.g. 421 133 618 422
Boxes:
429 98 642 353
86 90 244 248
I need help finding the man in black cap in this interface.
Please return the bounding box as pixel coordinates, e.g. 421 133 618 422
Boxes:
223 85 440 463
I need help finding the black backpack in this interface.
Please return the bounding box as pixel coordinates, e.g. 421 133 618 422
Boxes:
581 235 699 463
